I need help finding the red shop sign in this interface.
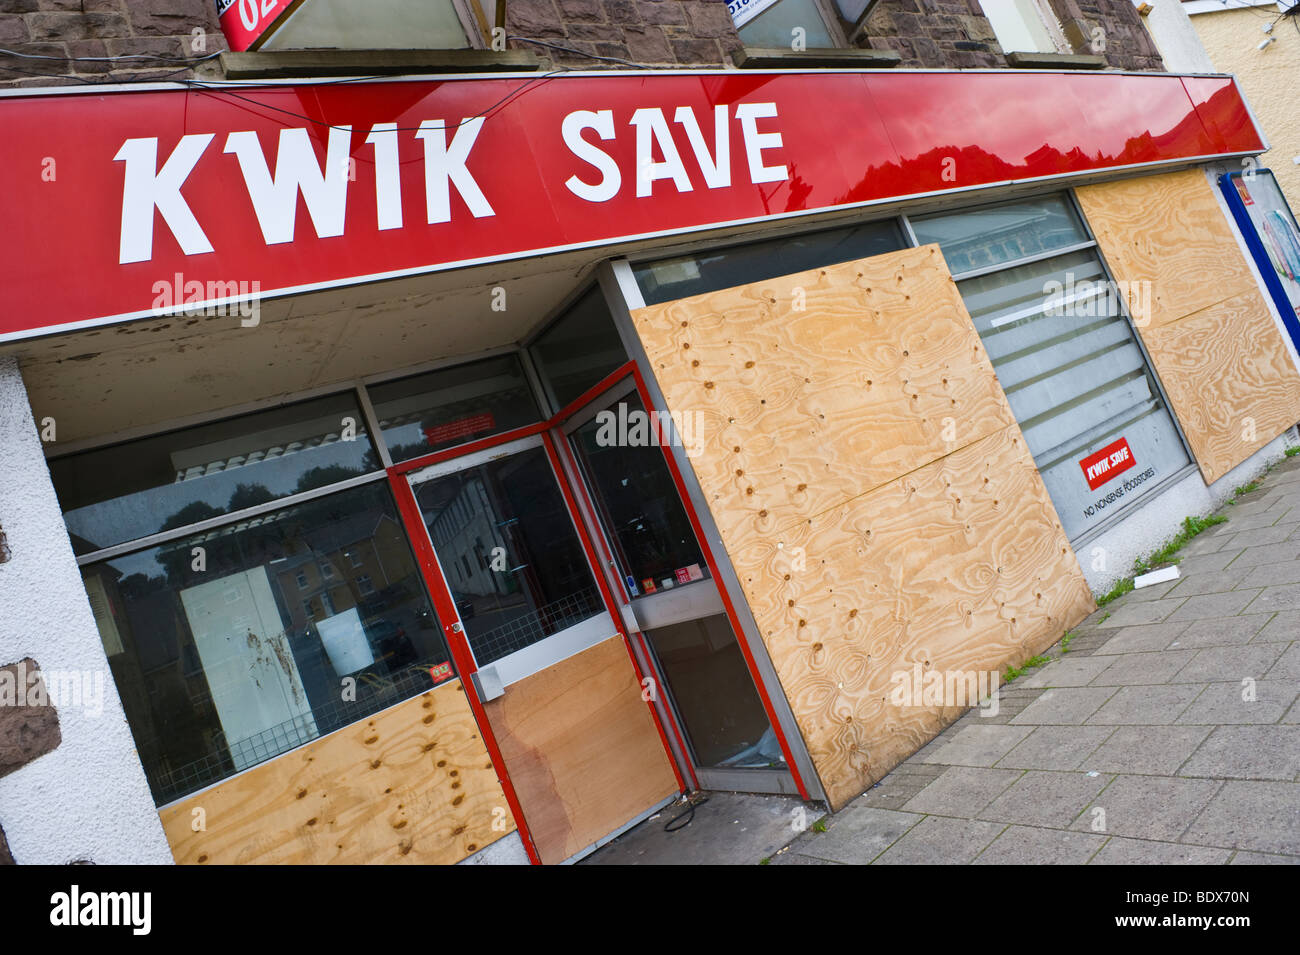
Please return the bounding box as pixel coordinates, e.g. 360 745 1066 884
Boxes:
215 0 295 53
1080 437 1137 491
0 71 1263 342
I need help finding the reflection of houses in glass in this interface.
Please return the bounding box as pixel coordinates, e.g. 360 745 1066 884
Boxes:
421 476 514 607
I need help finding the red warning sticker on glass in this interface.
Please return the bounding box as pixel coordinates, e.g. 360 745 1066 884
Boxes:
429 662 454 683
1079 437 1136 490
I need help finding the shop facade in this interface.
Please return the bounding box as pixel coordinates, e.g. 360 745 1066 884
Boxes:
2 66 1299 865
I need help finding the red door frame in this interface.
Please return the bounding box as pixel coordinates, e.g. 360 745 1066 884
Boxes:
386 356 814 864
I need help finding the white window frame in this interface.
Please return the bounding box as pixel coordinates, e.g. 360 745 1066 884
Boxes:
980 0 1072 55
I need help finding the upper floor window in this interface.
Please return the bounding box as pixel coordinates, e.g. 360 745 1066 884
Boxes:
728 0 842 48
250 0 492 51
978 0 1069 54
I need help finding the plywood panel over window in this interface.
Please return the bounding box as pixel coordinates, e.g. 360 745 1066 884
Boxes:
632 246 1095 808
1076 169 1300 484
159 680 512 865
483 635 679 864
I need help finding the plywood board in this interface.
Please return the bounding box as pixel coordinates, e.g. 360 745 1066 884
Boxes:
159 679 514 865
1142 290 1300 484
631 245 1018 550
1076 169 1257 330
484 635 679 865
728 427 1094 808
631 246 1094 809
1077 170 1300 483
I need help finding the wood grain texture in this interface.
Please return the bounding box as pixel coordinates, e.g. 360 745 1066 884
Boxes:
1078 170 1300 482
631 245 1017 550
1076 169 1257 330
728 427 1094 808
159 680 514 865
631 248 1094 809
1143 291 1300 484
483 635 679 865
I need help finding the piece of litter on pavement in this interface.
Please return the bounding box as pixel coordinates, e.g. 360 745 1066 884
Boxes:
1085 771 1099 777
1134 565 1179 588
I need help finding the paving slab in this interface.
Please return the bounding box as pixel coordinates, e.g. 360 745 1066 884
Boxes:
1182 781 1300 855
978 770 1112 828
1164 568 1250 598
973 825 1106 864
1178 725 1300 781
1089 649 1198 686
901 766 1023 817
1009 687 1116 725
917 724 1034 767
1082 725 1212 775
1070 775 1221 841
1244 583 1300 614
1089 837 1231 865
1017 655 1113 689
1238 561 1300 590
1266 643 1300 681
1172 643 1288 684
1164 589 1263 622
1096 598 1186 629
996 725 1114 771
1086 684 1203 725
788 807 923 865
1177 550 1246 576
1228 851 1300 864
1254 614 1299 643
1176 680 1298 725
1166 613 1272 649
1093 622 1189 655
871 815 1005 865
1219 521 1298 547
1226 542 1300 569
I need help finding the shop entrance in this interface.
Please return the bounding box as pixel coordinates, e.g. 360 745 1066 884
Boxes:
554 373 798 796
399 432 681 864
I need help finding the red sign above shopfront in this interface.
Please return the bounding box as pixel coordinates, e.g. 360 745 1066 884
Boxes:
0 70 1264 342
1080 437 1137 491
215 0 295 52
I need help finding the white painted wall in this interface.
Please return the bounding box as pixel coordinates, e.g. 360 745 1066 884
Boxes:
0 356 173 864
1138 0 1216 72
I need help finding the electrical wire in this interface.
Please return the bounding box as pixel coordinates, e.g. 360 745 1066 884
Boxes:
663 794 709 832
0 46 223 64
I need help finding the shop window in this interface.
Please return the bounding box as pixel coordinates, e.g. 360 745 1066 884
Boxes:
49 393 379 558
256 0 488 52
368 354 542 463
632 218 908 306
729 0 842 48
78 481 450 806
912 195 1192 540
978 0 1068 54
570 391 711 598
529 287 630 411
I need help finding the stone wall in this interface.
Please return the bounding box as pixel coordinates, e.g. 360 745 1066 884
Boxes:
0 0 225 89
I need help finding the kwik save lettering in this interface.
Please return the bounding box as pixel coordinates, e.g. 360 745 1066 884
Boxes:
113 103 789 265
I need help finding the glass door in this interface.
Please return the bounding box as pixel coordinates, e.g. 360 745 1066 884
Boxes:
406 435 614 686
562 383 794 792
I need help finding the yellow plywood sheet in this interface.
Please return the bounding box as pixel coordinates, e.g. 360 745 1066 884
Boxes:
631 245 1017 549
729 427 1094 808
484 635 679 865
631 246 1094 808
1076 169 1257 330
1077 170 1300 483
1142 291 1300 484
159 680 513 865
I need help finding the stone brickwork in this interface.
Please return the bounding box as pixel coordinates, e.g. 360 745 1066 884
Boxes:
0 658 61 779
0 0 225 89
505 0 742 66
860 0 1163 71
